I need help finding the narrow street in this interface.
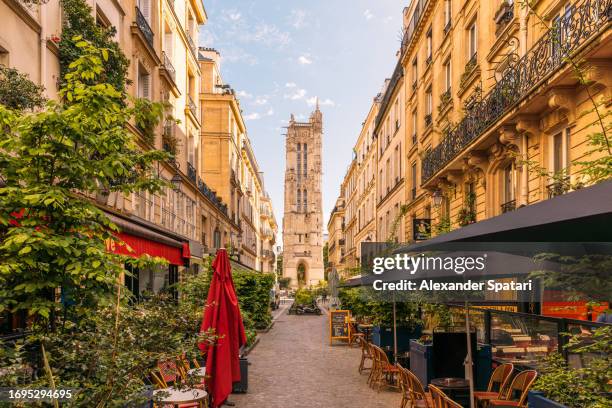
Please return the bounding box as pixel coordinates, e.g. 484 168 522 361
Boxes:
232 304 399 408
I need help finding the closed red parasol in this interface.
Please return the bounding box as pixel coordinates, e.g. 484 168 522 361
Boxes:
199 249 246 407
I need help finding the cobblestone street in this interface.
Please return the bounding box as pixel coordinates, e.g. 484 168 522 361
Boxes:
231 304 400 408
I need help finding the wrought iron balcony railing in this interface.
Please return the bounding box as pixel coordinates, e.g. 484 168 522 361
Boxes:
424 114 432 127
400 0 431 55
187 95 198 119
135 7 154 48
422 0 611 182
187 162 196 183
162 51 176 82
501 199 516 213
197 176 228 215
187 33 197 56
547 177 571 198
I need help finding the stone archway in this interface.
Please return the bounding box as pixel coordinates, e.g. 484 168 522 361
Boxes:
297 262 307 287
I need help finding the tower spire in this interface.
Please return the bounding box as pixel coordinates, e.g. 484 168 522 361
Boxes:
315 96 319 111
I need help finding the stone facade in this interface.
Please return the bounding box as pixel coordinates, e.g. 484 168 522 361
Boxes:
282 106 325 288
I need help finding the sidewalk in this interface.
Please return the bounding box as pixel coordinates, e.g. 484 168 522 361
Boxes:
231 304 399 408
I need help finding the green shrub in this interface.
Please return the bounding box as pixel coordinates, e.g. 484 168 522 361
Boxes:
233 270 274 330
295 288 316 305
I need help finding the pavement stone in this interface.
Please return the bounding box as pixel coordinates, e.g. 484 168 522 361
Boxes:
231 304 400 408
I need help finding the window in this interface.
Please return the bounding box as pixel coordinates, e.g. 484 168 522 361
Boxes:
552 127 570 174
468 21 477 60
297 189 301 212
137 63 150 99
297 143 302 181
138 0 151 21
0 45 8 66
386 159 391 193
426 86 433 116
303 144 308 177
394 99 400 130
444 59 452 92
412 110 418 144
552 4 572 59
412 58 418 88
426 27 433 61
444 0 452 28
502 162 517 213
303 189 308 212
214 228 221 248
411 162 417 199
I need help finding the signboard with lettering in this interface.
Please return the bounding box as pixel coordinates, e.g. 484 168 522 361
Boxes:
329 310 351 345
413 218 431 241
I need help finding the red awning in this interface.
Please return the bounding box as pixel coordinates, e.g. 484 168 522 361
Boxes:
108 231 186 266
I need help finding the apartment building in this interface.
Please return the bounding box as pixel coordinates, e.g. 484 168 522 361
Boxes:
326 193 346 277
199 48 277 272
0 0 244 295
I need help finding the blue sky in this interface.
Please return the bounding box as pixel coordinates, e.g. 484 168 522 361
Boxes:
200 1 406 237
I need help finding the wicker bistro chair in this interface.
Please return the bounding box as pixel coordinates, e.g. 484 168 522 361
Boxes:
489 370 537 408
367 345 382 388
370 344 400 392
406 369 433 408
474 363 514 407
444 395 464 408
428 384 448 408
358 337 373 374
349 322 365 347
397 364 412 408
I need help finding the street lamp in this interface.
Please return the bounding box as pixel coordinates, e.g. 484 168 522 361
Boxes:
171 172 182 193
432 189 443 207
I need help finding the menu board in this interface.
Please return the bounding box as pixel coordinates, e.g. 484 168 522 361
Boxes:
329 310 350 345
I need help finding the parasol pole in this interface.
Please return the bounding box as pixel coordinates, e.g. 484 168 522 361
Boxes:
393 291 398 365
465 300 475 408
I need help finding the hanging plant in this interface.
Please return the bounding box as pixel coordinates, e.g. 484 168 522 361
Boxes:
457 191 476 226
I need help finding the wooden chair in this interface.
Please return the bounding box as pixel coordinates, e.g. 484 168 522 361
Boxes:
428 384 448 408
444 395 464 408
349 322 365 347
397 364 412 408
370 345 400 392
489 370 537 408
358 336 373 374
474 363 514 407
406 369 433 408
151 368 206 408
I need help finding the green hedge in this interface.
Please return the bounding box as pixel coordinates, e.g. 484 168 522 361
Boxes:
295 288 316 305
232 269 274 331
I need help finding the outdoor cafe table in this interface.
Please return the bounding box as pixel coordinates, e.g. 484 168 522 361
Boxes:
430 377 470 406
358 323 373 342
153 387 208 407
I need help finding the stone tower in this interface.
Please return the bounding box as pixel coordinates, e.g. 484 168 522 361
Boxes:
282 104 324 288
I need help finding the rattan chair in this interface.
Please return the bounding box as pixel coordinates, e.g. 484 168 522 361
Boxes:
358 336 373 374
370 344 400 392
474 363 514 407
428 384 448 408
349 322 365 347
489 370 537 408
397 364 412 408
406 369 433 408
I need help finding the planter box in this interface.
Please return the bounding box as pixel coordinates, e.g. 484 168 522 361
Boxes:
372 325 422 354
410 340 434 389
231 357 249 394
528 391 568 408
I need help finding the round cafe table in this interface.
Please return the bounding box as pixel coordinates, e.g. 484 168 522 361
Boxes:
358 324 373 342
430 378 470 405
153 387 208 407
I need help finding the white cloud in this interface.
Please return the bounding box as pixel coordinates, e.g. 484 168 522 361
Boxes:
242 23 291 47
285 82 297 88
229 12 241 21
266 108 274 116
289 9 307 29
244 113 261 120
298 55 313 65
237 90 253 99
364 9 374 20
254 97 268 105
285 88 307 100
307 96 335 107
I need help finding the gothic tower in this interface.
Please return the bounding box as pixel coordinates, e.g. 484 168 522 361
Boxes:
282 104 324 288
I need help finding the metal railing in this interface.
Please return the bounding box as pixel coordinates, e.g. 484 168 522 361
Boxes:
197 176 228 215
422 0 611 182
501 199 516 213
547 177 571 198
400 0 431 55
187 95 198 119
134 192 197 240
187 33 197 56
187 162 196 183
135 7 154 48
162 51 176 82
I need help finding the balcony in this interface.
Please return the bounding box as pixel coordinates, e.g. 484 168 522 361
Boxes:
197 176 228 215
411 187 417 201
421 0 610 183
187 95 199 123
135 7 154 49
443 20 452 36
400 0 431 55
547 177 571 199
161 52 176 82
187 33 197 57
261 249 274 259
424 114 432 127
338 238 345 246
500 199 516 213
294 251 312 258
187 162 196 183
